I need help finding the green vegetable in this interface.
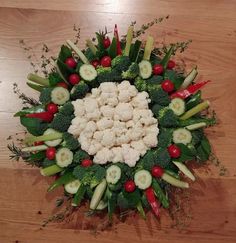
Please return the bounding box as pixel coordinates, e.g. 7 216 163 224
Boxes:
122 62 139 79
70 82 89 100
40 164 63 176
173 128 192 145
164 70 184 90
134 76 148 91
123 189 141 208
20 117 48 136
73 150 90 163
79 64 97 81
57 59 74 80
48 72 63 86
139 60 152 79
22 144 48 152
65 179 81 194
86 39 98 55
43 128 62 147
108 37 117 59
111 55 131 72
149 87 170 106
50 113 73 132
59 102 74 116
26 82 43 91
173 161 195 181
158 128 173 148
124 26 134 56
162 172 189 188
42 158 56 168
96 66 112 74
151 104 165 117
136 201 146 219
160 45 174 69
39 88 53 104
175 143 195 162
72 183 86 206
146 75 163 86
27 73 50 87
186 90 202 110
180 66 198 89
90 179 107 210
62 132 79 150
191 129 204 146
56 148 73 168
158 107 179 127
154 148 171 168
58 45 72 62
51 86 70 105
178 117 216 127
14 105 45 117
196 136 211 162
152 179 169 208
143 36 154 61
129 40 142 62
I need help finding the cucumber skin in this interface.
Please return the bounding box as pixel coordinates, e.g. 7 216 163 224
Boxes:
139 60 152 79
90 179 107 210
173 128 192 145
169 98 185 116
134 170 152 190
79 64 97 81
51 87 70 105
106 165 121 184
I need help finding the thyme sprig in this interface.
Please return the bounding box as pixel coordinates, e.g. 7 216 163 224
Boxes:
7 143 30 161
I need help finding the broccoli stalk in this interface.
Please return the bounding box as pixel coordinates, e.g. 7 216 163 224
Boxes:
25 131 63 145
122 62 139 79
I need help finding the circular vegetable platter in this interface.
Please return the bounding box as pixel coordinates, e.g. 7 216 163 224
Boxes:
10 23 216 224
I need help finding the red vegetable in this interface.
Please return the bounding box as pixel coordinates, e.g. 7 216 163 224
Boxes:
91 60 100 68
153 64 164 75
65 57 77 69
56 82 68 89
46 147 56 160
101 56 112 67
46 103 58 114
69 74 80 85
161 79 175 93
168 144 181 158
103 37 111 49
114 24 122 55
171 80 211 99
81 159 93 167
124 180 136 193
26 111 54 122
167 60 175 69
151 166 164 178
34 141 44 146
145 187 160 217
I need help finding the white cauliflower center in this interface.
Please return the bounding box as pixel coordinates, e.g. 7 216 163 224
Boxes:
68 81 159 167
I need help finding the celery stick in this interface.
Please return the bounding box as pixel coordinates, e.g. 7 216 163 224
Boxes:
124 26 134 56
180 101 210 120
26 81 43 92
40 165 63 176
22 145 48 152
27 73 50 86
186 122 207 130
25 132 63 145
173 161 195 181
66 40 89 64
86 39 98 55
143 36 154 61
180 66 198 89
162 173 189 188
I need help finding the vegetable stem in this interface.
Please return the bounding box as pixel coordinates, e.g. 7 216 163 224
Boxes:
186 122 207 130
136 201 146 219
180 66 198 89
86 39 98 55
162 172 189 188
124 26 134 56
25 132 63 145
161 45 174 69
152 180 169 208
180 101 210 120
66 40 89 64
40 165 63 176
143 35 154 61
27 73 50 87
26 81 43 92
173 161 195 181
22 145 48 152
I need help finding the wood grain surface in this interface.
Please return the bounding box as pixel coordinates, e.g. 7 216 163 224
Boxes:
0 1 236 242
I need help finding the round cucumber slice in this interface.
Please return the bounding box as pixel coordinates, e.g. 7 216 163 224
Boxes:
173 128 192 145
134 169 152 190
90 179 107 210
169 98 185 116
44 128 62 147
64 179 81 194
79 64 97 81
96 200 108 210
51 86 70 105
106 165 121 184
138 60 152 79
56 148 73 168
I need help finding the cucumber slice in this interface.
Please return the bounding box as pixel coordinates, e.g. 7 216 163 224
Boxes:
79 64 97 81
173 128 192 145
106 165 121 184
64 179 81 194
134 169 152 190
51 86 70 105
138 60 152 79
96 200 108 210
90 179 107 210
169 98 185 116
56 147 73 168
44 128 62 147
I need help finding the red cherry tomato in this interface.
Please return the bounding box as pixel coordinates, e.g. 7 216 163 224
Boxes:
100 56 111 67
91 60 100 68
124 180 136 193
151 166 164 178
81 159 92 167
65 57 77 69
56 82 68 89
46 147 56 160
46 103 58 114
34 141 44 146
103 37 111 49
69 73 80 85
161 79 175 93
153 64 164 75
167 144 181 158
167 60 175 69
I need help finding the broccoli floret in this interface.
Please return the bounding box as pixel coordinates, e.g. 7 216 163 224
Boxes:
50 113 73 132
153 148 171 168
96 66 112 74
134 76 148 91
122 62 139 79
146 76 163 92
97 69 122 83
158 107 179 127
149 87 170 106
158 128 173 148
151 104 165 118
111 56 131 72
48 72 63 86
39 87 53 104
73 150 90 163
62 132 79 150
70 81 89 100
59 102 74 116
42 158 55 168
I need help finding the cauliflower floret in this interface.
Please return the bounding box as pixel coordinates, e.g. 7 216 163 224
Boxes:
67 125 81 136
139 117 158 126
143 134 158 147
116 134 130 146
127 127 144 141
84 97 98 113
97 117 114 130
128 85 138 97
115 103 133 121
86 110 101 121
145 124 159 135
100 82 117 93
131 92 150 109
122 144 140 167
79 137 91 151
93 147 114 164
101 129 115 148
84 121 97 133
117 81 131 91
130 140 147 156
69 117 87 135
126 120 135 128
118 89 132 103
93 131 104 142
88 141 102 155
106 97 119 107
100 105 114 118
72 99 85 117
112 121 127 136
111 147 123 163
91 87 101 98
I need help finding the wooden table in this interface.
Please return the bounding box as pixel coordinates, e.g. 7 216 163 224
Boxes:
0 1 236 242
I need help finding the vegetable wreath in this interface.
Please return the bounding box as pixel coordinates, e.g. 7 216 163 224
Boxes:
12 24 216 220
